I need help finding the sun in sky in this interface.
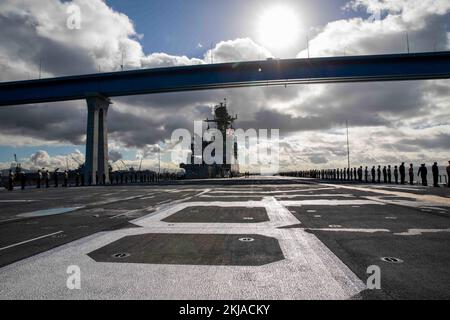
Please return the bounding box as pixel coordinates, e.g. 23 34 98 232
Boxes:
257 6 301 51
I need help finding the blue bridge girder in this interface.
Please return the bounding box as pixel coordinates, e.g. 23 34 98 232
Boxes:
0 51 449 107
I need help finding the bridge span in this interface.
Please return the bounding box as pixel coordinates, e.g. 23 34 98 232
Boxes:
1 51 449 183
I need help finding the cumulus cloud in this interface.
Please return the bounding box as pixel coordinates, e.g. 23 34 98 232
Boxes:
13 149 85 171
204 38 273 63
299 0 450 58
347 0 450 25
141 52 203 68
0 0 449 172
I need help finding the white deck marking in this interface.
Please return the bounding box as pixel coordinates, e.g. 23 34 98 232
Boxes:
88 194 148 207
209 187 335 194
372 186 424 192
280 200 383 206
327 184 450 206
109 194 195 220
394 228 450 236
17 207 84 218
195 189 211 197
0 217 27 223
0 200 38 203
305 228 390 233
0 231 63 252
140 196 155 200
421 206 447 211
199 195 263 198
275 194 355 199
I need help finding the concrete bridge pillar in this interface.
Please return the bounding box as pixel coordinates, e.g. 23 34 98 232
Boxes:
85 95 111 185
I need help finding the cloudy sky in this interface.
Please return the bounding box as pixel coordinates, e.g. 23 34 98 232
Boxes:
0 0 449 172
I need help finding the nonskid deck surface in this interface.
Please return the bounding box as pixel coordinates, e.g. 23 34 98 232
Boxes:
0 177 449 299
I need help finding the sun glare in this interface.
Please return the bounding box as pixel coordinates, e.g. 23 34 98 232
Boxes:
257 6 300 50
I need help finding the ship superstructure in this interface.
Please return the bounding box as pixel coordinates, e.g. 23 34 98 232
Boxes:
181 100 239 179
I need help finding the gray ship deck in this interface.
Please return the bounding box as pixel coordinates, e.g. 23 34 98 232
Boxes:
0 177 449 299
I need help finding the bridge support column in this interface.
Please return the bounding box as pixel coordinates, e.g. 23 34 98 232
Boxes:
85 95 111 185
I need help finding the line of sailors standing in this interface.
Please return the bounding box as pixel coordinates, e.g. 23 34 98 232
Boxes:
3 169 173 191
4 168 70 191
292 161 450 188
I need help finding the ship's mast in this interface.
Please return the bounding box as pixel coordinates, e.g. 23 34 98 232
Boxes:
203 99 238 166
